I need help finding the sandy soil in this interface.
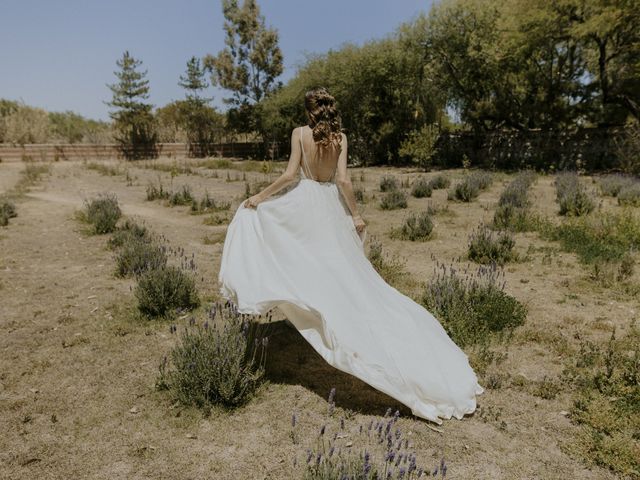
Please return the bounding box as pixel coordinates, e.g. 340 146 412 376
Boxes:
0 157 636 479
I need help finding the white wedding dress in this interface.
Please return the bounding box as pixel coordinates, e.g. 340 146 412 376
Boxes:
218 127 484 424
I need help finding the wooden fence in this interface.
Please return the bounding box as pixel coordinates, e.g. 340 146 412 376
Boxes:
0 142 273 162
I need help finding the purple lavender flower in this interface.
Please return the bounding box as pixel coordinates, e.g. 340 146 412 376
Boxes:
291 413 296 428
320 424 326 436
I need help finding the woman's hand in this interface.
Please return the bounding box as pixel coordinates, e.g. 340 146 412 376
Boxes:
352 214 366 234
243 194 263 209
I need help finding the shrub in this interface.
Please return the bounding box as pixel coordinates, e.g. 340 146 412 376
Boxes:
146 180 170 201
468 224 516 265
354 186 366 203
135 265 200 317
367 236 411 289
599 174 635 197
561 328 640 478
379 190 407 210
469 171 493 190
395 211 434 241
449 179 480 202
0 200 17 226
543 209 640 285
168 185 194 206
428 174 450 190
158 301 269 409
84 193 121 234
422 261 526 347
379 175 398 192
190 191 231 214
410 177 432 198
555 172 595 216
617 183 640 206
108 219 150 249
115 238 167 277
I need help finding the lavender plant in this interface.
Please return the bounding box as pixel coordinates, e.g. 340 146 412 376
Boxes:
0 199 17 226
158 300 271 409
379 175 399 192
561 327 640 477
168 185 195 206
555 171 595 216
423 260 526 346
108 218 150 249
410 177 432 198
115 238 167 277
380 190 408 210
427 174 450 190
83 193 122 234
448 171 492 202
190 190 231 214
598 173 636 197
293 389 448 479
468 224 516 265
617 183 640 207
393 212 434 241
135 265 200 318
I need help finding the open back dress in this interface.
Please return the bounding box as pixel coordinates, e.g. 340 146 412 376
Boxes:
218 126 484 424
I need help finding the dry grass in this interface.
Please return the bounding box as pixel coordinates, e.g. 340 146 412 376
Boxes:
0 158 636 479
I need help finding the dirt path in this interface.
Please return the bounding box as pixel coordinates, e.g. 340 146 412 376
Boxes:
0 159 628 479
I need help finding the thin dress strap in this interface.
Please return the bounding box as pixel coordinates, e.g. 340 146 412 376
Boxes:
299 127 314 180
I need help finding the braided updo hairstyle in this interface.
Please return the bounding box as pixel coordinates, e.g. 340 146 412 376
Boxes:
304 87 343 150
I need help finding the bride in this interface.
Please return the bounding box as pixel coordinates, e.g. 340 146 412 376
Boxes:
218 87 484 424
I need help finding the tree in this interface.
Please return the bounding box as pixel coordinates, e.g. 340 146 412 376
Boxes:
105 51 158 159
203 0 283 139
567 0 640 124
178 56 221 157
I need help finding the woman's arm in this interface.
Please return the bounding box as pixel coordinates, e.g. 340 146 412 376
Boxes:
335 134 366 233
244 128 302 208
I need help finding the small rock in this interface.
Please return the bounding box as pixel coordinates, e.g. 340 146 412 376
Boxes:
559 410 569 417
186 433 197 439
129 406 139 414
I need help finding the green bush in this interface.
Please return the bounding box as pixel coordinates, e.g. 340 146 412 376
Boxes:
410 177 433 198
449 178 480 202
84 193 122 234
0 200 17 226
561 328 640 478
379 175 398 192
108 219 150 249
423 261 526 347
379 190 407 210
617 183 640 206
428 174 450 190
190 191 231 214
599 174 635 197
135 265 200 318
555 172 595 216
146 180 170 201
115 238 167 278
395 211 434 241
158 302 268 409
168 185 194 206
468 224 516 265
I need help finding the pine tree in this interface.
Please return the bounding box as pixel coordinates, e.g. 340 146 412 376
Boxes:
105 51 158 159
203 0 283 141
178 57 220 157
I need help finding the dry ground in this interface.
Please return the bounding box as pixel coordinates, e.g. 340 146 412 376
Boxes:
0 157 636 479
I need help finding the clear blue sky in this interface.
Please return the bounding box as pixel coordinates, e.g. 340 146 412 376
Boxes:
0 0 433 121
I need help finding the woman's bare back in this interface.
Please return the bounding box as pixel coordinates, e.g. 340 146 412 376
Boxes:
299 125 343 182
